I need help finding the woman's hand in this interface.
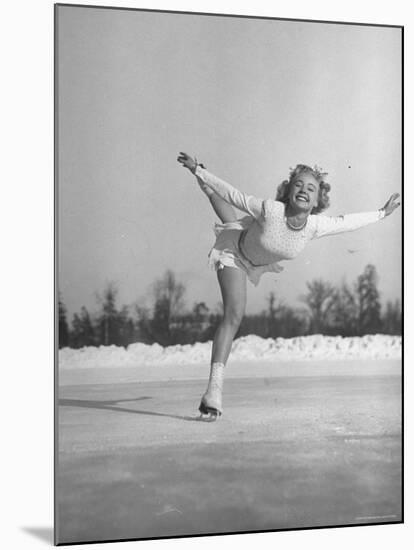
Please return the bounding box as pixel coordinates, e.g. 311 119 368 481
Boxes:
177 152 198 174
381 193 401 217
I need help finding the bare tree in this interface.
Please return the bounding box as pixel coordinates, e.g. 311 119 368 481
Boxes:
153 270 185 319
58 294 70 348
382 299 402 335
356 264 382 334
301 279 335 334
71 306 95 348
146 270 187 346
329 282 359 336
266 292 284 337
95 282 131 346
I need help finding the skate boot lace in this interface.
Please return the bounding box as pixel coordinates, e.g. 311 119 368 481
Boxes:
207 363 224 394
200 362 225 416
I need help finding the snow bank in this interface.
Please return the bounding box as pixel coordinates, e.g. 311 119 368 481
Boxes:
59 334 401 369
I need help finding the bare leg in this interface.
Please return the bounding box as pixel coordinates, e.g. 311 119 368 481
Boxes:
212 266 247 364
196 176 237 223
199 267 246 418
209 193 237 223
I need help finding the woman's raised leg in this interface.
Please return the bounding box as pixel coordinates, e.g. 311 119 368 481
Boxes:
209 193 237 223
196 175 237 223
199 266 246 419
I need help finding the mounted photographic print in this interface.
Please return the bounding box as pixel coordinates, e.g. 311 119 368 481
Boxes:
55 3 403 545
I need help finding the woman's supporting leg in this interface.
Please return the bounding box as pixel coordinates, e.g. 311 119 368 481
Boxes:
212 266 247 363
196 176 237 223
199 266 246 418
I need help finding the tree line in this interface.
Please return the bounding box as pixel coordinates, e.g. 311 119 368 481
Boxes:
58 264 401 349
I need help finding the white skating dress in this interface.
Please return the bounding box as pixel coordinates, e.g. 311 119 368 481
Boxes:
194 166 385 286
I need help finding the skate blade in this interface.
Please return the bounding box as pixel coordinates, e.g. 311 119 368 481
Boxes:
198 402 222 421
198 411 220 422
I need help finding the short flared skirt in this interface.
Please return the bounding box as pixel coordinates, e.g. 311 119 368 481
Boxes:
207 218 284 286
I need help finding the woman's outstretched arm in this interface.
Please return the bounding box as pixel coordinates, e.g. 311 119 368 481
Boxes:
177 152 264 219
313 193 400 238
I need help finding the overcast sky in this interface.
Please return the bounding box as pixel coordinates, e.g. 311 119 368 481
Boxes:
57 6 402 318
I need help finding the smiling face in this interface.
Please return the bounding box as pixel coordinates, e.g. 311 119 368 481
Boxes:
288 172 320 214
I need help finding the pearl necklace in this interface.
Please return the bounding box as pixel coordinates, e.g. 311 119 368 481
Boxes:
285 216 308 231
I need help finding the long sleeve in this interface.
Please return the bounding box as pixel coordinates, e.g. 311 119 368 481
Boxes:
313 210 385 239
194 165 264 219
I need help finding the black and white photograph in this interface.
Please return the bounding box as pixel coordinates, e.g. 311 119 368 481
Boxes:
55 4 402 546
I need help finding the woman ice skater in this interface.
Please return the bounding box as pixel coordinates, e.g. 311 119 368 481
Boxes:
177 152 400 420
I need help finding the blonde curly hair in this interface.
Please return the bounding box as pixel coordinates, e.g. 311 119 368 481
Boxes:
276 164 331 214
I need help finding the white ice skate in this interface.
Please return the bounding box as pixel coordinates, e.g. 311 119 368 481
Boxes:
198 362 224 421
